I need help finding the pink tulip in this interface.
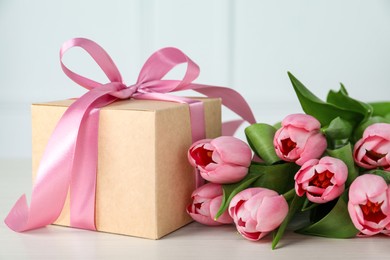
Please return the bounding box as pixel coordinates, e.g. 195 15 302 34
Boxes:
348 174 390 236
274 114 327 166
187 183 233 226
188 136 252 184
353 123 390 171
295 156 348 204
228 188 288 241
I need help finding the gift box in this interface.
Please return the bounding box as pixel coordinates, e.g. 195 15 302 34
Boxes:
5 38 255 238
31 97 221 239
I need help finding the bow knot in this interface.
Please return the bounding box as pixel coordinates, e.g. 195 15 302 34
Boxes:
108 83 142 99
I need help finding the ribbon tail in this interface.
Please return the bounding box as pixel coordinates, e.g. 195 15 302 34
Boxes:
191 84 256 125
222 119 245 136
69 108 100 230
187 101 206 142
5 86 117 232
4 195 31 232
5 109 76 231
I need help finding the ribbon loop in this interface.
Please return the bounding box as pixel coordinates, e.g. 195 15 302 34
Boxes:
60 38 123 90
137 47 200 92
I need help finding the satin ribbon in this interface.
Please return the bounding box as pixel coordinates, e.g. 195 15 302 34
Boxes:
5 38 256 232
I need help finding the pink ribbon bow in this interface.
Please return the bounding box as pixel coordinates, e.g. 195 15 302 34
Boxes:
5 38 256 232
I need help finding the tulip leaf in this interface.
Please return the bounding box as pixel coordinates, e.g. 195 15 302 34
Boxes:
288 72 365 126
245 123 280 165
273 121 282 130
326 83 372 121
214 172 262 220
250 162 300 194
352 116 390 142
326 143 358 187
369 102 390 117
301 199 318 212
272 194 305 249
308 199 337 223
323 117 353 148
366 170 390 184
295 193 359 238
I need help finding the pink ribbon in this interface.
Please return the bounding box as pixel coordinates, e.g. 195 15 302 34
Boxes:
5 38 256 232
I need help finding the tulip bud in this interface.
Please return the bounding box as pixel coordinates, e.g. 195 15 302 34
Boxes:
188 136 252 184
274 114 327 166
294 156 348 204
353 123 390 171
228 188 288 241
187 183 233 225
348 174 390 236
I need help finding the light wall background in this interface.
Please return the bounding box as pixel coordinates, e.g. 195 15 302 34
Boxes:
1 0 390 158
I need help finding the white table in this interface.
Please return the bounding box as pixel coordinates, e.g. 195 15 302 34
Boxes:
1 159 388 259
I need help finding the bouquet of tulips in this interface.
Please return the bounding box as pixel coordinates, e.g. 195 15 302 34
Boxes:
186 72 390 249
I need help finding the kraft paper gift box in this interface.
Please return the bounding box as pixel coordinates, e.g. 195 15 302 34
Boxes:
31 97 221 239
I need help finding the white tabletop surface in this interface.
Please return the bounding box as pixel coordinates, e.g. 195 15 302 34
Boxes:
1 158 389 260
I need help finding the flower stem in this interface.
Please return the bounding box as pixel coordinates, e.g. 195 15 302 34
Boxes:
283 188 296 201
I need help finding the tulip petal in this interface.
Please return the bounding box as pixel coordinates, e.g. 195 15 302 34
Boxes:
296 132 327 166
282 113 321 131
296 164 317 183
274 128 299 161
322 184 344 199
188 139 213 167
305 186 325 195
187 211 222 226
229 189 259 209
317 185 344 203
362 123 390 140
210 136 252 167
348 174 388 204
192 183 222 199
348 202 364 231
209 196 233 224
236 226 268 241
374 139 390 155
201 164 248 184
244 218 258 233
320 157 348 184
295 182 305 197
286 127 308 149
256 195 288 232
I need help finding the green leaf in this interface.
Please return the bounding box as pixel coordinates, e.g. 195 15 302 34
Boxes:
273 122 282 130
352 116 390 142
326 83 372 121
369 102 390 117
323 117 353 148
272 194 305 249
288 72 365 126
215 162 300 222
326 143 359 187
296 193 359 238
245 123 280 165
250 162 300 194
309 199 337 223
214 172 262 220
366 170 390 184
301 199 318 212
